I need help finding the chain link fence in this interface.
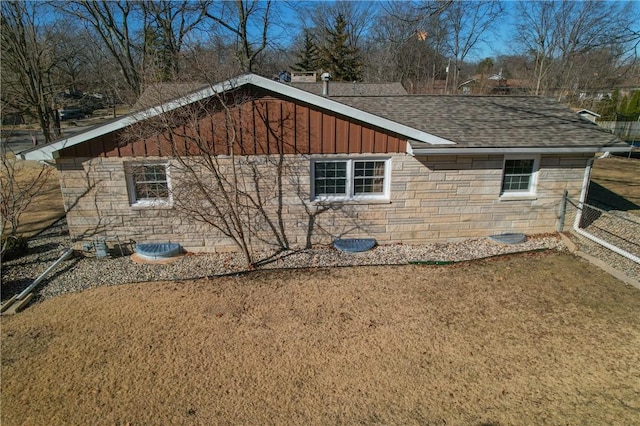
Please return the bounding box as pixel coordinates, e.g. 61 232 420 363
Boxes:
560 193 640 279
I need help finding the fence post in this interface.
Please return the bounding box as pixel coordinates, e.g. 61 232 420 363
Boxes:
557 190 568 232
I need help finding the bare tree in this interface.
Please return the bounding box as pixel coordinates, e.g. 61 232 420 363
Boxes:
121 71 367 266
0 142 53 260
140 0 210 81
59 1 211 102
1 1 65 143
515 0 637 97
123 86 291 266
306 0 377 51
62 1 146 101
440 0 503 91
51 27 94 93
204 1 272 73
366 1 448 90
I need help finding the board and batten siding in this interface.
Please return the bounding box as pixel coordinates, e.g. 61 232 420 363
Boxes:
57 93 406 159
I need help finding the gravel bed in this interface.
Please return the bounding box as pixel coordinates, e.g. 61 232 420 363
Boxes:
2 219 564 300
569 232 640 281
2 218 567 303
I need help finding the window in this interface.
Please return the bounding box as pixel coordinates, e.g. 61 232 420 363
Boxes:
126 163 171 206
501 156 539 197
312 158 389 201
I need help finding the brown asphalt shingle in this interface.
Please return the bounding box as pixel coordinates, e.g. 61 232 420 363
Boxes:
127 79 629 151
290 82 407 96
333 95 627 149
133 82 208 110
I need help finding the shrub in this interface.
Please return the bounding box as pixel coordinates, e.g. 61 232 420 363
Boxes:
1 235 29 261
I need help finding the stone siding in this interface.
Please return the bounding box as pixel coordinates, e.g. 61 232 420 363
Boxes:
56 153 589 252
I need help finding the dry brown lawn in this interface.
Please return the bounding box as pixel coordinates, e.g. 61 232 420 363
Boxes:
590 156 640 216
2 159 64 237
2 251 640 425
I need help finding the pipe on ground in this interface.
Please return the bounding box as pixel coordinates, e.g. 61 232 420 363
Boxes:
16 248 74 300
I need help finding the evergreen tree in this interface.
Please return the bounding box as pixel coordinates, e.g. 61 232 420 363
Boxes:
621 90 640 120
619 95 629 116
320 14 362 82
597 89 619 120
292 30 320 72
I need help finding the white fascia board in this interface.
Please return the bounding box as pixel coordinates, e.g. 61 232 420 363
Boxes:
20 76 253 161
410 146 631 155
20 115 139 161
576 109 601 117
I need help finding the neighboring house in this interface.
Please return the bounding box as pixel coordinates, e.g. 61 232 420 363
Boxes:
457 75 528 95
578 89 614 102
576 109 601 123
290 71 317 82
20 73 629 253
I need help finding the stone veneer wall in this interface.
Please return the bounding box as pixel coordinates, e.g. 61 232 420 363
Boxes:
56 153 590 252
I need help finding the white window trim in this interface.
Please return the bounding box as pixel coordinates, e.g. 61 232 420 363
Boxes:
311 157 391 202
125 162 173 207
499 155 540 200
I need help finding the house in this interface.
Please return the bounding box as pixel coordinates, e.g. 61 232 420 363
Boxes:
576 109 601 123
290 71 317 83
19 73 630 254
457 75 530 95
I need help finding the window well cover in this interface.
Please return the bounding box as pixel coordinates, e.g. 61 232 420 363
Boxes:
135 242 183 260
333 238 377 253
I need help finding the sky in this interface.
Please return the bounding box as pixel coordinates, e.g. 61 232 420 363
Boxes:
38 0 640 65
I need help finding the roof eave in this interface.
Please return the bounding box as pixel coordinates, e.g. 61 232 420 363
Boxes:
409 146 632 156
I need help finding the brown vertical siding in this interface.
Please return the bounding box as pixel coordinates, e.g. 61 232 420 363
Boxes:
296 103 309 153
361 127 374 153
308 108 323 153
348 121 361 154
322 114 336 153
281 101 295 154
335 117 349 153
115 130 132 157
251 99 266 155
145 136 160 156
58 92 407 159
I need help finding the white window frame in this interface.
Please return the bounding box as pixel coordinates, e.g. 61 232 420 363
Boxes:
311 157 391 202
125 162 172 207
500 155 540 199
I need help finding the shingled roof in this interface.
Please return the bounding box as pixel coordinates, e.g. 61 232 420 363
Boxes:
133 81 408 110
132 82 208 110
291 82 407 96
20 73 629 161
334 95 628 153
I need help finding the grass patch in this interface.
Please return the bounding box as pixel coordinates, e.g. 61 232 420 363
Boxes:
2 251 639 424
2 160 65 238
589 156 640 216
